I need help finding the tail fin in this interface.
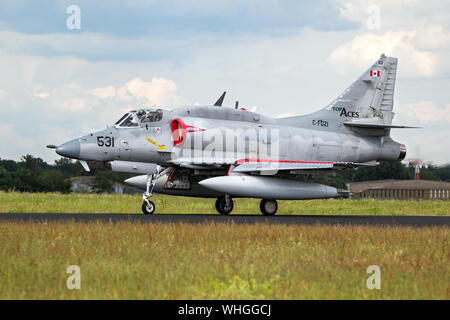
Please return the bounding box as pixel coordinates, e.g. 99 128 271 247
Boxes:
324 53 398 125
278 54 403 135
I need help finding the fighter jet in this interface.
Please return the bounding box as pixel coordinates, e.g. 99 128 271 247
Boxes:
49 54 416 215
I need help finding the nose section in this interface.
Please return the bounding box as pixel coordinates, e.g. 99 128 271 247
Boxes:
56 139 80 159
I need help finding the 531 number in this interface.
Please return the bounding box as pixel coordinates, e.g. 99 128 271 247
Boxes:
97 136 115 147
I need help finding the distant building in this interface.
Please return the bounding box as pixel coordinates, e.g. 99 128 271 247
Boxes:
348 179 450 200
71 176 95 193
71 176 141 194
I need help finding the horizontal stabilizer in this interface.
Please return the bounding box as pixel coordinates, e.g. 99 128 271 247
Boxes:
344 122 420 129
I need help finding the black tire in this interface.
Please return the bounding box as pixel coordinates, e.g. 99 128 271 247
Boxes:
215 195 233 215
260 199 277 216
142 200 155 215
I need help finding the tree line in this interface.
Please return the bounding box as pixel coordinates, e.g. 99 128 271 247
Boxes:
315 161 450 189
0 155 449 193
0 155 131 193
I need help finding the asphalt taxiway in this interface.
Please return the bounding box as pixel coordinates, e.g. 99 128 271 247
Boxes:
0 213 449 227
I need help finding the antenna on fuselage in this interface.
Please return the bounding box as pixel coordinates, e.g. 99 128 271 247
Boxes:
235 101 239 109
213 91 226 106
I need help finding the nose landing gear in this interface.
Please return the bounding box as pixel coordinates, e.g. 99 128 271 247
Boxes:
142 173 156 215
140 167 173 215
142 199 155 215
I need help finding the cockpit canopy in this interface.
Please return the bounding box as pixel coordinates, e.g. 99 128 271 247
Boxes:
115 108 164 128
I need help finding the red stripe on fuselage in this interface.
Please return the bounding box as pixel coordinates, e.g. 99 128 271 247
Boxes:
235 159 334 165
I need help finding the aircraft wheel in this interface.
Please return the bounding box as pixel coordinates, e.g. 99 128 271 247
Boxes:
260 199 277 216
216 195 233 215
142 200 155 215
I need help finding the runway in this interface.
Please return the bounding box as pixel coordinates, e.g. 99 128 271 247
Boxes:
0 213 449 227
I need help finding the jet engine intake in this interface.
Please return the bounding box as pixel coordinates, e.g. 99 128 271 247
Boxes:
171 118 187 146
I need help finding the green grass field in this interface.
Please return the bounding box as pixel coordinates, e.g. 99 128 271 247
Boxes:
0 192 448 299
0 222 448 299
0 191 449 215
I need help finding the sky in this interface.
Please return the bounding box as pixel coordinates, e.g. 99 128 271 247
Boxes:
0 0 450 164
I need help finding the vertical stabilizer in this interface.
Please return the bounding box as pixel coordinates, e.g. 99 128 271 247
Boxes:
324 54 398 125
278 54 400 134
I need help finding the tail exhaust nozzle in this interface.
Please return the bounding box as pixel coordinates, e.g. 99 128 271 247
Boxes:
398 144 406 160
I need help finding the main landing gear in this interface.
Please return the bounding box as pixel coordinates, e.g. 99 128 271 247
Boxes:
260 199 278 216
216 195 234 215
214 196 278 216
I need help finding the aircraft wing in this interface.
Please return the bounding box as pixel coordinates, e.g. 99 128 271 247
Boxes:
169 157 376 173
231 159 376 174
168 157 236 168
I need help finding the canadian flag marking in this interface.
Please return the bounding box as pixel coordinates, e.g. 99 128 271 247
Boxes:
370 70 380 77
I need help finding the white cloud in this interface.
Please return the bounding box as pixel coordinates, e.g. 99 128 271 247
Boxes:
34 92 49 99
30 76 183 116
328 31 436 77
332 1 450 78
0 2 450 164
406 101 450 123
0 48 185 161
0 89 7 99
89 86 116 99
118 77 180 106
414 25 450 51
73 78 181 113
62 98 88 113
337 0 450 30
0 124 35 159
